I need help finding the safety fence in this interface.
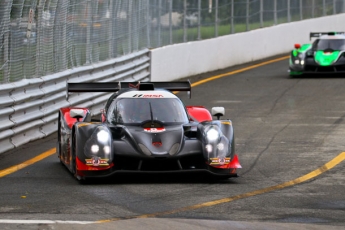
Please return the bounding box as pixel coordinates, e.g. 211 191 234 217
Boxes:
0 49 150 154
1 0 345 84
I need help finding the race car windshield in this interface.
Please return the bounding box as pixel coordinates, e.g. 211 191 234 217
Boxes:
107 98 189 124
314 39 345 51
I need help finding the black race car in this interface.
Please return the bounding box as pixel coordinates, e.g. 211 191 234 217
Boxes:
57 81 241 181
289 32 345 76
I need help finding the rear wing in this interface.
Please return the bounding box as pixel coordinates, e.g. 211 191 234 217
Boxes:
310 32 345 40
66 81 192 99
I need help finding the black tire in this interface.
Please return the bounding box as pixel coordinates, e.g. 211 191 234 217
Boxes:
57 113 64 165
71 131 77 176
71 130 88 184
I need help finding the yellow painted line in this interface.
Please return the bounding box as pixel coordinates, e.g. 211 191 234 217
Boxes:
172 55 289 95
96 151 345 223
191 56 289 87
0 148 56 178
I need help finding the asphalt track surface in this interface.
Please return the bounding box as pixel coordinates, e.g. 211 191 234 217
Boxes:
1 54 345 229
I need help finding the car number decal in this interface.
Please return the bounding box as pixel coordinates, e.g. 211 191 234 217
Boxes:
85 157 109 166
209 157 231 165
132 94 164 98
144 127 166 133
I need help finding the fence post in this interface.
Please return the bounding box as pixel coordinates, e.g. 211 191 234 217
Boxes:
260 0 263 28
3 29 9 83
169 0 172 44
246 0 249 31
323 0 326 16
86 0 92 64
2 0 10 82
183 0 187 42
287 0 291 22
157 0 161 47
230 0 234 34
312 0 315 18
215 0 218 37
146 0 151 48
197 0 201 40
128 0 133 52
108 0 113 59
274 0 277 25
36 0 44 77
299 0 303 20
62 0 68 71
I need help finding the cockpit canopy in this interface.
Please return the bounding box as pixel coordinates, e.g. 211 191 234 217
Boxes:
313 38 345 51
106 98 189 124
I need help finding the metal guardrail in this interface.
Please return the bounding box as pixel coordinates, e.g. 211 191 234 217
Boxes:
0 49 150 154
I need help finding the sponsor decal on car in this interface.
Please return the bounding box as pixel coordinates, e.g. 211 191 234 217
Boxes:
144 127 166 133
209 157 231 165
132 94 164 98
85 157 109 166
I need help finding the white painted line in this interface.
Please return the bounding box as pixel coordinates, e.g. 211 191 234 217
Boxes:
0 219 95 224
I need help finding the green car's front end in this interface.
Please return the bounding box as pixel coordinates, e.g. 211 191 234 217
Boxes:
289 32 345 76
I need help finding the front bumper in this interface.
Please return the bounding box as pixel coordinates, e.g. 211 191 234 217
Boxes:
77 167 239 180
289 57 345 74
75 154 241 180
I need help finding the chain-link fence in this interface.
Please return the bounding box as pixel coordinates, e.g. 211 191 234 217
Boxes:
1 0 344 84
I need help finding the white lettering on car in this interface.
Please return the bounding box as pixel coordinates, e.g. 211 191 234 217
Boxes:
132 94 164 98
144 128 166 133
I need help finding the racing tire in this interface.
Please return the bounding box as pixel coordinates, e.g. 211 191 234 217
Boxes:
71 131 88 184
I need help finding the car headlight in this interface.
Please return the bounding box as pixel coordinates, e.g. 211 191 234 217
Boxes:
206 127 220 141
91 144 99 153
217 143 224 151
84 126 112 158
205 144 213 153
97 130 110 143
103 145 111 154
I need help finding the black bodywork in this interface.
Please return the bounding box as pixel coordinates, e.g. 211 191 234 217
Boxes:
57 81 241 181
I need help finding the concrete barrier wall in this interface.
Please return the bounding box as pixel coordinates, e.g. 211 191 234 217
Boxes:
150 14 345 81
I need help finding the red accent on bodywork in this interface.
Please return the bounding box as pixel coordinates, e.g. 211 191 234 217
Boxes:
76 157 113 171
152 142 162 147
294 43 301 49
101 113 106 123
61 107 88 129
129 83 140 88
186 106 212 122
228 154 242 169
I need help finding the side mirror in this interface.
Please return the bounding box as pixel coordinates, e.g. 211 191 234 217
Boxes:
100 109 106 122
211 107 225 120
294 43 301 49
70 109 84 122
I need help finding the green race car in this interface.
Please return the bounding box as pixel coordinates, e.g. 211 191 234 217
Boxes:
289 32 345 76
